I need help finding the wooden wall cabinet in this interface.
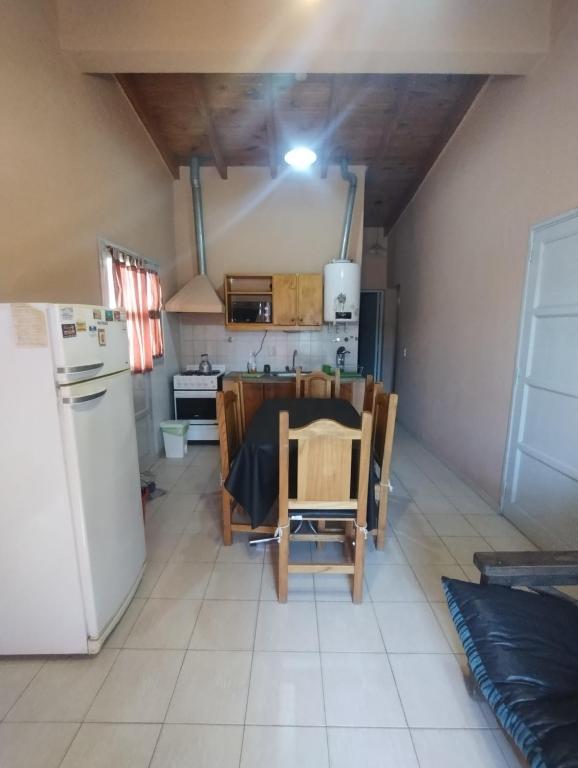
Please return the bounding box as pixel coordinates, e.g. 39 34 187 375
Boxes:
225 273 322 331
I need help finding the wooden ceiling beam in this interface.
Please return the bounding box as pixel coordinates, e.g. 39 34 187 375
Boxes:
383 75 488 233
192 75 228 180
374 75 417 167
265 74 278 179
320 76 341 179
116 74 179 179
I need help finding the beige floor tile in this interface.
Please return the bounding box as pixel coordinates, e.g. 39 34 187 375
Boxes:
430 601 464 653
86 649 184 723
172 471 212 495
145 531 181 562
317 602 384 652
205 564 263 600
412 729 509 768
146 494 200 535
313 573 368 602
135 562 166 598
411 563 468 602
374 602 450 653
171 531 221 563
260 565 315 601
150 724 243 768
151 561 213 599
166 650 251 724
254 602 318 651
391 512 437 539
328 727 418 768
0 659 44 719
241 726 329 768
60 723 160 768
105 598 146 648
125 599 201 649
217 539 265 563
0 723 79 768
451 496 497 515
441 535 493 565
484 534 537 551
365 565 427 602
396 532 456 565
426 513 478 537
322 652 405 727
189 600 258 651
390 654 488 728
246 652 324 726
264 540 312 564
461 564 483 581
414 498 460 515
6 650 118 722
364 534 408 565
465 514 520 537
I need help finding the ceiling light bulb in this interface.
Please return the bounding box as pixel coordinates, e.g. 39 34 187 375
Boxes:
284 147 317 170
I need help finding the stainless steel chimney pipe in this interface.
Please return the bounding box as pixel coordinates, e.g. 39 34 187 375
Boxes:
337 158 358 262
190 157 207 275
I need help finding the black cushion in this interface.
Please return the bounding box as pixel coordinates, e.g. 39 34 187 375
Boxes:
443 578 578 768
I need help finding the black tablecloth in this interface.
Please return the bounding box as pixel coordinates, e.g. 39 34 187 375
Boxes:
225 398 378 529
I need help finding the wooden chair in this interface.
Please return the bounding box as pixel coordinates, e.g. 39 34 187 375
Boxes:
371 392 398 549
277 410 372 603
300 369 340 398
363 375 385 413
216 386 275 545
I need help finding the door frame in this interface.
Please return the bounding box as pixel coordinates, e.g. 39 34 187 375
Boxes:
359 289 384 380
500 207 578 513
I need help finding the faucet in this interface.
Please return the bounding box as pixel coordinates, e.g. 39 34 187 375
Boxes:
336 346 350 371
286 349 299 373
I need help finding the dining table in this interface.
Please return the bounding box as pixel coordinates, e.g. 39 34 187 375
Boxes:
224 397 378 530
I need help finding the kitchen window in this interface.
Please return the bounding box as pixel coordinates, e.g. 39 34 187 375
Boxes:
100 241 163 373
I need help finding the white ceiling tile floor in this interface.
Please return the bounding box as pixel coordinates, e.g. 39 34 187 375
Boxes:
0 427 538 767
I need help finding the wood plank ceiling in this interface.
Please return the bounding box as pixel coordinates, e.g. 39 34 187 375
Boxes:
117 73 487 231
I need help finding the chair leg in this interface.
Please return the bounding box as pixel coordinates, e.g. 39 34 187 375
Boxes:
376 486 388 550
278 529 289 603
222 489 233 546
352 527 366 604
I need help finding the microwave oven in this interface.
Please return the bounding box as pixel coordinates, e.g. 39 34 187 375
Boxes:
230 299 271 324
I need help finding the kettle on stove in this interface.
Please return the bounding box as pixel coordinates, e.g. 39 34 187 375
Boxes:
198 353 212 373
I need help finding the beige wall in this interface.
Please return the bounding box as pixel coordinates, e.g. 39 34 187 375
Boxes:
57 0 550 75
173 165 365 296
389 0 578 501
0 0 177 305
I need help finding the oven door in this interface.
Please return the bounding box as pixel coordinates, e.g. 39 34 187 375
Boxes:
174 390 217 424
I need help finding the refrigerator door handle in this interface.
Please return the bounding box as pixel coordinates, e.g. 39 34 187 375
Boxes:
62 389 107 405
56 362 104 374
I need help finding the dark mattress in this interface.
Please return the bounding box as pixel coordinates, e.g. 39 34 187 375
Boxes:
443 578 578 768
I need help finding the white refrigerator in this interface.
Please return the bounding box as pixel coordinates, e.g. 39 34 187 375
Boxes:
0 303 146 655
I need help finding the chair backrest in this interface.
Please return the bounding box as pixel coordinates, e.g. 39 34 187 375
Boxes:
363 375 375 412
372 392 398 482
237 378 264 434
279 411 372 516
216 386 242 473
302 370 340 398
295 367 303 398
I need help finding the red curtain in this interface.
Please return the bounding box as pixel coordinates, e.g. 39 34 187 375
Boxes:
111 252 164 373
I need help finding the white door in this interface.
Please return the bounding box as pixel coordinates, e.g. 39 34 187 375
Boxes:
502 209 578 549
60 370 146 639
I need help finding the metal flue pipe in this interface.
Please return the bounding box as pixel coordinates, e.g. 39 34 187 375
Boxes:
337 158 358 262
190 157 207 275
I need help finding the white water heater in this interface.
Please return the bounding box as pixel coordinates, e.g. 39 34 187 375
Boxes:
323 260 361 323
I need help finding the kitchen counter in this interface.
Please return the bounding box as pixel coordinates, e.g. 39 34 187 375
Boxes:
223 371 366 414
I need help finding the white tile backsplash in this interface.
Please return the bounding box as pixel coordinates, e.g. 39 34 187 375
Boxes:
179 318 359 373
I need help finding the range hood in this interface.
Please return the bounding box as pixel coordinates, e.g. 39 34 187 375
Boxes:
166 157 224 314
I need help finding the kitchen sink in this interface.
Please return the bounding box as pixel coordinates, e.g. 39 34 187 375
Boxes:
271 370 312 377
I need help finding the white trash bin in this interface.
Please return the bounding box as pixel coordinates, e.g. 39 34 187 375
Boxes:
160 420 189 458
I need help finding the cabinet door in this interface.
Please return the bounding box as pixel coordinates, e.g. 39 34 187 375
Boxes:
240 382 264 431
298 274 323 326
273 274 298 326
264 382 295 400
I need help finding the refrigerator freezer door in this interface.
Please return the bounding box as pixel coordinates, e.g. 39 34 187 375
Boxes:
59 369 146 641
47 304 130 385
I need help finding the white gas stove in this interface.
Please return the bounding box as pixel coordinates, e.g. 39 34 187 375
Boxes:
173 365 226 442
